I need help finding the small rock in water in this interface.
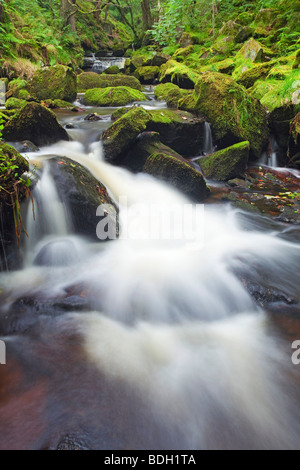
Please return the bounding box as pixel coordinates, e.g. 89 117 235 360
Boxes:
65 123 75 129
84 113 103 121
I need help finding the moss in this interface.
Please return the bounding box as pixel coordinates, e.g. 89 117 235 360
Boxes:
237 60 278 88
5 97 27 110
159 60 200 89
200 58 235 75
193 71 269 159
178 94 198 113
111 107 130 121
197 141 250 181
173 45 195 61
103 65 121 75
254 9 279 37
154 83 191 108
234 26 253 44
2 102 69 147
0 143 29 199
236 38 275 64
134 66 160 84
258 70 300 113
293 50 300 70
52 99 78 109
143 152 209 201
77 72 142 92
84 87 146 107
103 107 150 162
29 65 77 103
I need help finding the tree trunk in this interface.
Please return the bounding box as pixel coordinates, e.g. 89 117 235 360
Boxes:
141 0 153 31
60 0 77 32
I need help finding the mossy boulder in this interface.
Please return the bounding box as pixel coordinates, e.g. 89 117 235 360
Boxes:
237 60 277 88
197 141 250 181
159 60 200 89
29 65 77 103
103 65 121 75
111 107 130 121
173 45 195 61
5 97 27 111
193 71 269 159
103 107 149 163
84 86 146 107
120 131 184 173
134 66 160 84
2 102 69 146
236 38 275 64
103 107 206 163
154 83 191 108
234 26 253 44
6 79 30 99
179 32 195 48
77 72 142 92
288 113 300 166
235 12 254 26
254 9 279 37
143 153 209 201
0 143 29 185
293 50 300 70
147 109 205 156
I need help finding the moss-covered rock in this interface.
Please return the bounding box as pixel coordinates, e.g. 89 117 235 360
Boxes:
193 71 269 159
159 60 200 89
173 45 195 61
179 32 195 47
6 78 30 99
237 60 277 88
288 112 300 166
5 97 27 110
0 143 29 184
103 107 150 163
293 50 300 70
77 72 142 92
235 12 254 26
234 26 253 44
2 102 69 146
154 83 191 108
121 131 184 173
134 66 160 84
254 9 279 37
178 94 198 114
236 38 275 64
103 107 206 163
143 152 209 201
29 65 77 103
83 86 146 107
111 107 130 121
103 65 121 75
147 109 205 156
197 141 250 181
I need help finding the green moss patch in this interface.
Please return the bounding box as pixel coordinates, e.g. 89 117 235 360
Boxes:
29 65 77 103
77 72 142 92
84 87 146 107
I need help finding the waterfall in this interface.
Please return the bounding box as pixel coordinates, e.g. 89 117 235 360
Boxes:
203 122 214 155
259 136 279 168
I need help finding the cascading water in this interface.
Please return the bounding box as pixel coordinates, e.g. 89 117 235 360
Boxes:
0 103 300 449
203 122 214 155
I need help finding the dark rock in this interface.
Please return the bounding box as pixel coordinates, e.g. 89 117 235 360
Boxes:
2 102 69 147
47 157 119 241
84 113 103 122
197 141 250 181
143 152 210 202
12 140 39 153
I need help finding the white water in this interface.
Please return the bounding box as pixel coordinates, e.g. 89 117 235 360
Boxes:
1 136 300 448
203 122 214 155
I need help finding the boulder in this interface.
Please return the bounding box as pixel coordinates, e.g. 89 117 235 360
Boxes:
193 72 269 159
47 157 119 241
154 83 191 108
5 97 27 110
119 131 186 173
159 60 200 89
288 113 300 167
237 60 277 88
143 153 209 201
254 9 279 36
2 102 69 146
236 38 275 63
197 141 250 181
103 65 121 75
6 78 30 100
83 87 146 107
102 107 206 163
29 65 77 103
103 107 149 163
77 72 142 92
134 66 160 84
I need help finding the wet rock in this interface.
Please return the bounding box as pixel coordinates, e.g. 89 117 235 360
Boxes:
11 140 39 153
192 71 269 159
134 66 160 84
84 113 103 122
143 152 210 202
29 65 77 103
2 102 69 147
197 141 250 181
47 157 119 241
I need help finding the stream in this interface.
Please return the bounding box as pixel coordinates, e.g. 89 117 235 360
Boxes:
0 91 300 450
